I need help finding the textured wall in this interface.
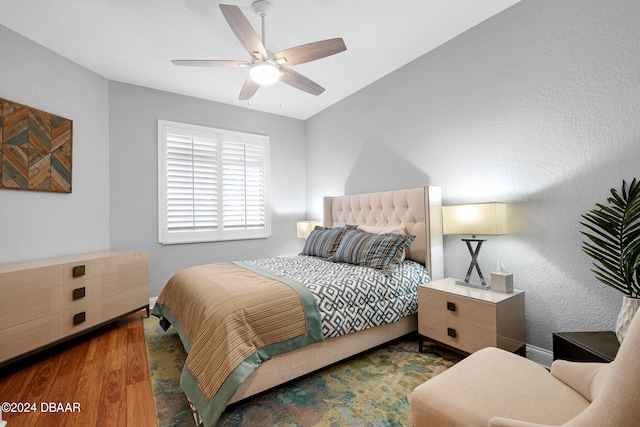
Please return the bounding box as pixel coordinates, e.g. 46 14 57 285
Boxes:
305 0 640 350
0 25 111 263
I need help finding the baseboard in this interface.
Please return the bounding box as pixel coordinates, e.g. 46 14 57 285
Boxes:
526 344 553 369
149 296 158 309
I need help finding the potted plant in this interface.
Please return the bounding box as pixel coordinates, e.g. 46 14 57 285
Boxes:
581 178 640 342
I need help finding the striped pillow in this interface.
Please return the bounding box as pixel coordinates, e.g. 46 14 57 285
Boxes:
331 228 415 274
300 226 348 259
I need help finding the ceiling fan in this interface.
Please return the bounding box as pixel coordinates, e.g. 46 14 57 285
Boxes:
172 1 347 100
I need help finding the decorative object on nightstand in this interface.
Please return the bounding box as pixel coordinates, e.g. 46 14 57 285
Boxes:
490 261 513 293
442 203 507 289
296 220 323 239
581 178 640 342
417 278 525 355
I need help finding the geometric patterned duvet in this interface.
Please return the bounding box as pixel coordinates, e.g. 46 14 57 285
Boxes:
242 255 431 338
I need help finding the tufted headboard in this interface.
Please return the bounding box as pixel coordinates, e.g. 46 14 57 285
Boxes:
323 186 443 280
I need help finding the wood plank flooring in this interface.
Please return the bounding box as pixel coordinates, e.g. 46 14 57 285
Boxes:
0 310 157 427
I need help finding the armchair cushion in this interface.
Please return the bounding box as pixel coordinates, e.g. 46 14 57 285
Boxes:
410 347 589 427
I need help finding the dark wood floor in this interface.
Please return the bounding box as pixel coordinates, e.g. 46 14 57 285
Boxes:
0 311 157 427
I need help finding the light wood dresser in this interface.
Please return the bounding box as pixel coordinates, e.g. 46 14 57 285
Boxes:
0 250 149 367
418 278 525 355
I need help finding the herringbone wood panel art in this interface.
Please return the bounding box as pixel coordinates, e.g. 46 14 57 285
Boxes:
1 98 72 192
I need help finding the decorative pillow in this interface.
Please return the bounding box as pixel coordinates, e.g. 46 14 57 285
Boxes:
300 226 348 259
331 228 415 274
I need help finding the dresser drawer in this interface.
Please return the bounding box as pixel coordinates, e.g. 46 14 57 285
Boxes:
101 287 149 320
419 312 497 353
0 313 64 361
63 302 102 335
62 277 101 309
419 287 497 332
100 266 149 298
100 251 149 276
60 258 101 283
0 265 63 299
0 287 63 328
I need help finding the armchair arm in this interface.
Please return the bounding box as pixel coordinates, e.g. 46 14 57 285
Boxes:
550 360 607 401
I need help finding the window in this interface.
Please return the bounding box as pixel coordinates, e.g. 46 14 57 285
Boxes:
158 120 270 244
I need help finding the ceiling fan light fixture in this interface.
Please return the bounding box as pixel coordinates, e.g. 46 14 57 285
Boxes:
250 61 280 85
173 4 346 100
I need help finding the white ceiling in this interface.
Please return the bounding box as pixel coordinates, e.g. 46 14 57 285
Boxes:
1 0 520 120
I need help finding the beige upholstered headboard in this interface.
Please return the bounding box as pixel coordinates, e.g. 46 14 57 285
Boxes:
323 186 444 280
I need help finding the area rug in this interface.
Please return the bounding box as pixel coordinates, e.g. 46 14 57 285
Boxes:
144 316 461 426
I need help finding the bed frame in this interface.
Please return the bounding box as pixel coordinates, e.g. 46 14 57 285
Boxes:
229 186 443 403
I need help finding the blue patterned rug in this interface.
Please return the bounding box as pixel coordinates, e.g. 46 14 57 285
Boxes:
143 316 460 426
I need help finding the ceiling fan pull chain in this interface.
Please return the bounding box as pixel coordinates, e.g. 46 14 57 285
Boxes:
261 14 267 52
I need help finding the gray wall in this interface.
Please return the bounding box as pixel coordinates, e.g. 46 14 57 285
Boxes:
3 0 639 352
305 0 640 349
0 26 110 263
108 82 307 297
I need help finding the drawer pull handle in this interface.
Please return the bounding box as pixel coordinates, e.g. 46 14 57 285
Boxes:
73 265 86 278
73 287 86 300
73 312 86 325
447 327 457 338
447 301 456 312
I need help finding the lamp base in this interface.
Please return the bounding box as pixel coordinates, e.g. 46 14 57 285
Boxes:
455 279 491 290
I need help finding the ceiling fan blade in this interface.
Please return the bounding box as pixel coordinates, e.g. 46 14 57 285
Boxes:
219 4 268 61
279 67 325 96
171 60 250 68
273 38 346 66
239 76 260 100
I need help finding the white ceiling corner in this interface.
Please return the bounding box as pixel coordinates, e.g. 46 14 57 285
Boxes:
0 0 521 120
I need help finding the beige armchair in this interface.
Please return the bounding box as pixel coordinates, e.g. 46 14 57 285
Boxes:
410 310 640 426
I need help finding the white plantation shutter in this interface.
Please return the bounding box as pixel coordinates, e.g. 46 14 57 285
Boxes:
158 121 270 244
221 137 267 237
165 133 218 234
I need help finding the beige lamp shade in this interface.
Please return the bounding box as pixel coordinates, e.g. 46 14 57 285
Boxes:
296 221 323 239
442 203 507 236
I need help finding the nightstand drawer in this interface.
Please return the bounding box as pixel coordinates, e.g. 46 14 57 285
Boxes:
417 278 525 355
419 312 497 353
419 287 497 332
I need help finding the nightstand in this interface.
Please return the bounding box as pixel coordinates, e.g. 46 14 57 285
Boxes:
552 331 619 363
418 278 526 355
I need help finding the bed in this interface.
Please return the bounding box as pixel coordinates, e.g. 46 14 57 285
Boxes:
152 186 443 426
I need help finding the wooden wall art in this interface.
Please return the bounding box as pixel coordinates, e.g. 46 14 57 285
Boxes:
0 98 72 193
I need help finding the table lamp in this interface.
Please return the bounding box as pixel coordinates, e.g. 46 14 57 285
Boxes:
296 221 323 239
442 203 507 288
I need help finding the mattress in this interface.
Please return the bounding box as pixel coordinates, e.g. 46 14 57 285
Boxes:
244 255 431 338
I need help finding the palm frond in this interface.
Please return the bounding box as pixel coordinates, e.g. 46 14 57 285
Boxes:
581 179 640 298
